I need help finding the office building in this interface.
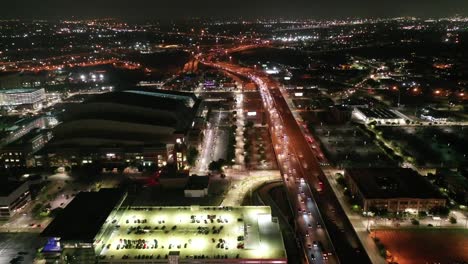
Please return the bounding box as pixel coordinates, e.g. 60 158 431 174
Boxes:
344 168 446 213
0 88 45 109
0 181 31 219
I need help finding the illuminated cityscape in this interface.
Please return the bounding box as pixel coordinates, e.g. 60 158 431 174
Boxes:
0 2 467 264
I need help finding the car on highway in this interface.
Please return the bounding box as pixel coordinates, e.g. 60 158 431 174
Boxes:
316 181 323 192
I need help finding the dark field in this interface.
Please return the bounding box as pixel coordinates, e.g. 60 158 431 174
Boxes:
375 229 468 264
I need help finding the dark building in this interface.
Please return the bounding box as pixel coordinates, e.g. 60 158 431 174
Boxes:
42 89 200 170
0 72 47 89
0 128 52 169
184 175 210 197
41 188 127 263
344 168 446 213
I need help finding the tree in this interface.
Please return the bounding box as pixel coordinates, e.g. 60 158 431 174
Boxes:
186 146 199 167
418 211 427 218
429 206 450 217
244 155 251 165
244 142 251 151
449 216 457 224
31 203 43 216
208 159 226 172
336 176 346 187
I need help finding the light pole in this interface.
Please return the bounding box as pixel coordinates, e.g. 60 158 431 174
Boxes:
397 89 401 108
393 86 401 107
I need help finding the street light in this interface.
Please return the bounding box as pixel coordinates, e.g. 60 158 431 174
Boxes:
392 86 401 107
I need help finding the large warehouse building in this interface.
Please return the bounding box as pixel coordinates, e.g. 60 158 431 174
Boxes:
41 188 127 263
352 107 408 125
41 189 287 264
42 89 200 170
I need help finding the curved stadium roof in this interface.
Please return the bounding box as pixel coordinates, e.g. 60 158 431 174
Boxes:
47 90 198 149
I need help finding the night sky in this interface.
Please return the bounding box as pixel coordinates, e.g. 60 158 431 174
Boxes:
1 0 468 19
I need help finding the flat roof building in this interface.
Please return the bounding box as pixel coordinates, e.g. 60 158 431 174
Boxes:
41 188 127 263
41 203 287 264
98 206 286 264
352 107 408 125
0 128 52 168
420 107 450 123
344 168 446 213
0 88 45 109
0 180 31 219
184 175 210 197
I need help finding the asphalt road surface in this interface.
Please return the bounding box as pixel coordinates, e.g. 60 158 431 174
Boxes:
202 59 372 264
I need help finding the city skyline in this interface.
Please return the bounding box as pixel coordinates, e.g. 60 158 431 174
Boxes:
0 9 467 264
1 0 468 20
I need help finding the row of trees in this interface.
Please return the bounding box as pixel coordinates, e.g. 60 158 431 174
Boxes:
187 146 199 167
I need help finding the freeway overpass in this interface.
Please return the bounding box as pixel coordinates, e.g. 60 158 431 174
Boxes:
200 58 373 264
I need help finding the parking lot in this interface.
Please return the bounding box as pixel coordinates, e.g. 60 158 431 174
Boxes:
376 126 468 167
0 233 44 264
312 125 395 168
97 206 286 262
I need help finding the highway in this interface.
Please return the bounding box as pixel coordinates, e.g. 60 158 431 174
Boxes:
262 76 372 264
200 56 372 263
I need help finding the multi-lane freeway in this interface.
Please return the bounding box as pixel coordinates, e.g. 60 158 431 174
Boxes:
258 74 372 264
200 54 372 264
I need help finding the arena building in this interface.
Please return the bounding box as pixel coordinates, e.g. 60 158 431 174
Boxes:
42 89 200 170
